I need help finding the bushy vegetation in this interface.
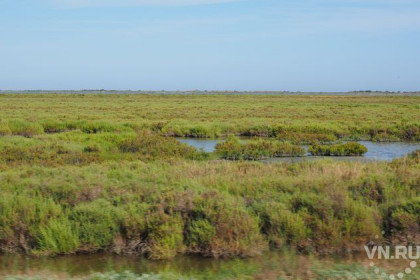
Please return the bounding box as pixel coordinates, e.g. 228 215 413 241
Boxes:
308 142 368 156
117 130 201 160
0 156 419 258
0 130 207 169
215 135 305 160
1 120 44 137
0 94 419 270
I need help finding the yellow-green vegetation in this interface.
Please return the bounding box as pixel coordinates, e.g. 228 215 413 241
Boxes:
0 94 419 261
308 142 368 156
0 131 207 168
215 135 305 160
0 94 419 142
0 151 419 258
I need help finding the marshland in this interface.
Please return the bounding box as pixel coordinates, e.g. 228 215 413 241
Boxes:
0 93 419 279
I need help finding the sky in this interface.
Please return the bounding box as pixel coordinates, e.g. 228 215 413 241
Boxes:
0 0 419 91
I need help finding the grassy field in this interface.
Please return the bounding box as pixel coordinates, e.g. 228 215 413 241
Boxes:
0 94 419 142
0 93 419 262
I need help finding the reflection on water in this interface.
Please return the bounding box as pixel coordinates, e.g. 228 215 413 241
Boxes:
1 251 419 279
177 138 420 161
178 138 223 153
359 141 420 160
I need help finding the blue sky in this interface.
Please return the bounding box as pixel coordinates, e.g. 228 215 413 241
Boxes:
0 0 419 91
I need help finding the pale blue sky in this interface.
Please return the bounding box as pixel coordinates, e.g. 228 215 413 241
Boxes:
0 0 419 91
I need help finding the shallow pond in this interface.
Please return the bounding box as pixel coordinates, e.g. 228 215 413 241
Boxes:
177 138 420 161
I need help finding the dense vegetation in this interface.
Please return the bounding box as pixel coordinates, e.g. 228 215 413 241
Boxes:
0 94 419 142
308 142 368 156
0 148 419 258
215 135 305 160
0 93 419 275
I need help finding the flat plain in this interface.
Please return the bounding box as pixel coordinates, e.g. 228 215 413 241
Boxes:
0 93 419 279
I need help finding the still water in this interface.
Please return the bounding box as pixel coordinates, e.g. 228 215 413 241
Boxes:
177 138 420 161
0 251 418 279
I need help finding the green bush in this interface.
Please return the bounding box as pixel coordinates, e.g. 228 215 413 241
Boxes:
0 141 98 166
118 131 199 159
187 219 216 249
214 135 243 160
215 136 304 160
387 198 420 233
258 202 308 248
309 142 367 156
36 218 79 254
0 194 63 253
70 199 122 250
121 203 149 239
147 214 185 259
193 192 267 257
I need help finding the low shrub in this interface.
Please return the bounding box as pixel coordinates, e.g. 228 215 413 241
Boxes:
408 149 420 161
6 120 44 137
258 202 308 248
79 121 117 134
36 218 79 254
215 136 304 160
160 123 221 138
308 142 367 156
40 120 68 133
186 219 216 249
386 198 420 233
0 194 63 253
0 141 99 166
117 131 200 159
193 192 267 257
0 122 12 136
83 144 101 153
402 124 420 141
244 125 274 137
147 214 185 259
214 135 243 160
69 199 122 250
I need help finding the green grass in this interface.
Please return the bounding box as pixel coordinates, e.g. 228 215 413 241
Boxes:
0 93 419 262
0 94 419 142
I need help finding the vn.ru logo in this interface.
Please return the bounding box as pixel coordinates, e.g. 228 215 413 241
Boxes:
365 246 420 261
363 244 418 279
